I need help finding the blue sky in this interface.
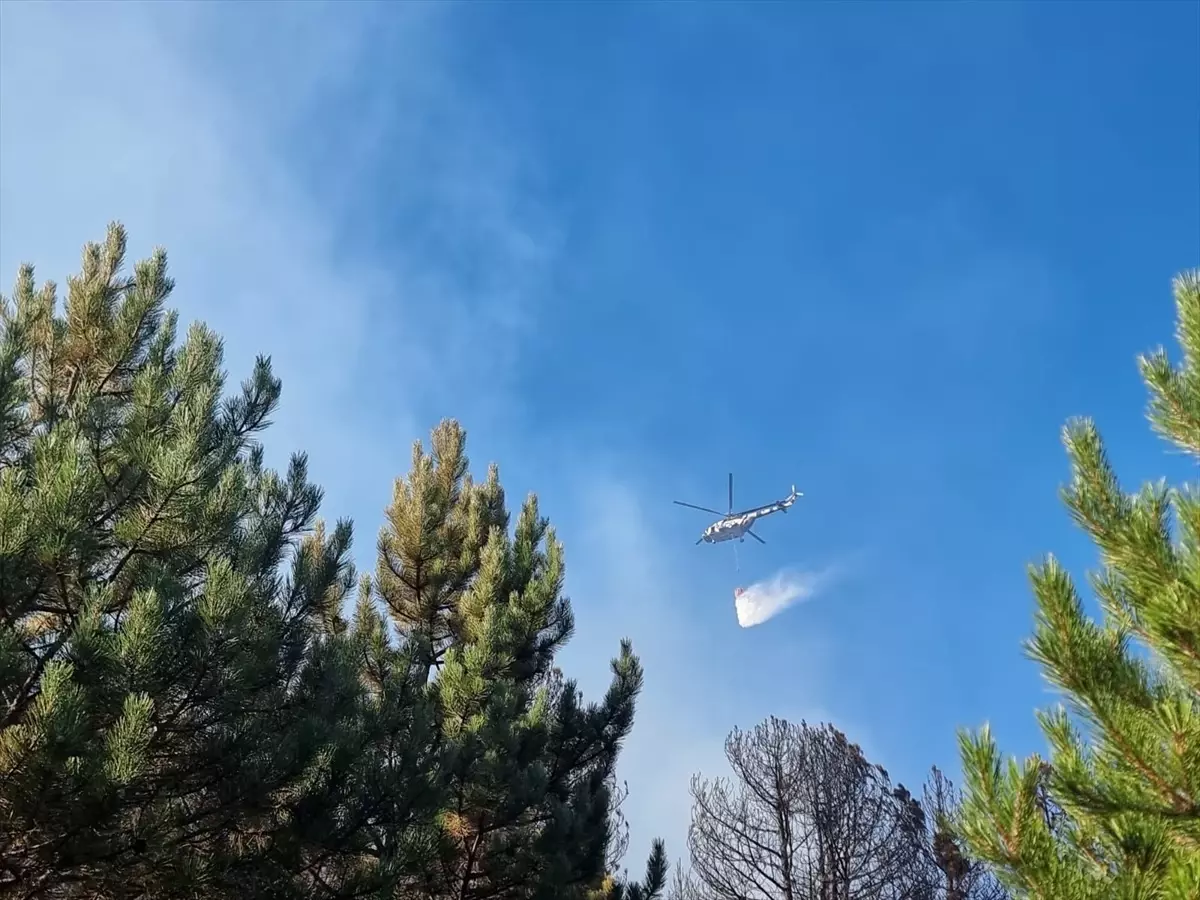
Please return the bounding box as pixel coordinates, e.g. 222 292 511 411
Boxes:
2 0 1198 875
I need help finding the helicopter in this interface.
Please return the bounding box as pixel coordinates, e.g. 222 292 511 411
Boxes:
673 473 802 547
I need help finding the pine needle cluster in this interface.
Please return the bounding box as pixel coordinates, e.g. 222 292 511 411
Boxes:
956 270 1200 899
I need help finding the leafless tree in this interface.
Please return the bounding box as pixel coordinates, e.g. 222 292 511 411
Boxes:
607 776 632 874
666 861 705 900
686 717 927 900
918 767 1010 900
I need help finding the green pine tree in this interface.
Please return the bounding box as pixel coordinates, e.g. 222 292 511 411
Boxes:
0 224 440 898
956 269 1200 899
372 420 664 898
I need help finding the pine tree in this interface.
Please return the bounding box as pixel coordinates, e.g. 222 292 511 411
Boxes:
0 224 440 897
372 420 663 898
956 269 1200 899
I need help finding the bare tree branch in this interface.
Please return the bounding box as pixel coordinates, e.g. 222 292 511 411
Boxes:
920 767 1011 900
685 717 926 900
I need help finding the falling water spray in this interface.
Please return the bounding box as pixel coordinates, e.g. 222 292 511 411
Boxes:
734 566 835 628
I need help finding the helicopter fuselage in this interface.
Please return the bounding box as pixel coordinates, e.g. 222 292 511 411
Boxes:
700 503 788 543
676 478 802 547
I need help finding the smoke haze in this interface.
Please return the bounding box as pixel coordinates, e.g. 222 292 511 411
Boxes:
735 566 837 628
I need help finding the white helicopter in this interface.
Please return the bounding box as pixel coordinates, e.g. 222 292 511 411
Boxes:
673 473 802 549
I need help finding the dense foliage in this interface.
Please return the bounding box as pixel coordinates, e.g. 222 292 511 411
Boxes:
369 417 666 899
0 224 664 899
956 270 1200 899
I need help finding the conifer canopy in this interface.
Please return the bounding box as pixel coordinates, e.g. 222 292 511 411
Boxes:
0 224 665 899
956 270 1200 900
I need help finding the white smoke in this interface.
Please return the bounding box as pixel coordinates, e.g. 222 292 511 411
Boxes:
734 566 836 628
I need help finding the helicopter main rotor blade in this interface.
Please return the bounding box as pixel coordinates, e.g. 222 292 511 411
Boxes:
674 500 725 516
747 530 766 545
728 473 734 514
